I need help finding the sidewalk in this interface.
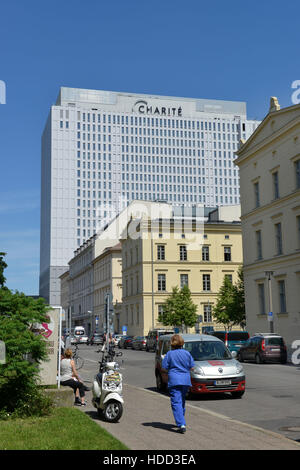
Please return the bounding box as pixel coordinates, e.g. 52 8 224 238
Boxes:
82 384 300 450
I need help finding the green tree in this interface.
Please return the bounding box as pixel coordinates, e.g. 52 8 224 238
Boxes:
0 254 52 417
158 285 198 332
213 270 246 331
233 266 246 329
0 252 7 289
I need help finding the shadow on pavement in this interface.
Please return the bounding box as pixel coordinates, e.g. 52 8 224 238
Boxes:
142 422 179 433
145 386 235 402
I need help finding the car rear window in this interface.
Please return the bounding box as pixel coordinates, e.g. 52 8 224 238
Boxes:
266 337 284 346
213 332 226 341
158 331 174 337
227 332 249 341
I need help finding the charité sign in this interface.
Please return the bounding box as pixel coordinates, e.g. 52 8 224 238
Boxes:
133 99 182 117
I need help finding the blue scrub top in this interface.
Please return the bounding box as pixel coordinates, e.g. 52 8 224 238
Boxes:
162 348 195 387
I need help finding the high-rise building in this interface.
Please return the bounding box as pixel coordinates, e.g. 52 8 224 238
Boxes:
39 87 259 304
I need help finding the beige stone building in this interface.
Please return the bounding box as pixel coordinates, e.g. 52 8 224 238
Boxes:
68 235 95 335
93 243 122 333
235 98 300 356
61 200 174 333
120 207 243 336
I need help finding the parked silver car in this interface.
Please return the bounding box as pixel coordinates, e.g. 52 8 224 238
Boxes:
78 334 89 344
155 334 246 398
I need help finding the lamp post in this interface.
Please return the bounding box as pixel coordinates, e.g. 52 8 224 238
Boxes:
151 234 154 330
87 310 92 336
265 271 274 333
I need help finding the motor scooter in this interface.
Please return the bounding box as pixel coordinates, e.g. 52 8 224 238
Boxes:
92 344 124 422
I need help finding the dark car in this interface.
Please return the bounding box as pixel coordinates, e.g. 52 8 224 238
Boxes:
237 333 287 364
146 329 174 352
118 335 134 349
212 331 250 354
131 336 147 350
89 333 103 346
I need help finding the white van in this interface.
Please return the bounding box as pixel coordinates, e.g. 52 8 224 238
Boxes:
74 326 85 337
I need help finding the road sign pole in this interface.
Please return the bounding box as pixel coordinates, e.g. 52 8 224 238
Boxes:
265 271 274 334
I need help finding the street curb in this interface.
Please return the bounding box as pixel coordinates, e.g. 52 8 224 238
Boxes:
125 383 300 448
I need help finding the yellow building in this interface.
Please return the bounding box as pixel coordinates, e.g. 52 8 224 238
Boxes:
93 243 122 333
120 206 243 336
235 97 300 356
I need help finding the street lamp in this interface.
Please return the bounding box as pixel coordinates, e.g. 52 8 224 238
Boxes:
265 271 274 333
87 311 92 336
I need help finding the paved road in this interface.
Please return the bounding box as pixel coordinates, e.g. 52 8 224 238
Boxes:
77 344 300 444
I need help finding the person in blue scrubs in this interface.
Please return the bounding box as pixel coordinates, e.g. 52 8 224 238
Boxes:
162 334 195 434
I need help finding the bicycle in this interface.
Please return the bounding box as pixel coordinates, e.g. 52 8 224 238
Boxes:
72 343 84 370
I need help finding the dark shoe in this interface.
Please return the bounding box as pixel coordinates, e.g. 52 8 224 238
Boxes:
74 401 82 406
178 426 186 434
81 402 87 406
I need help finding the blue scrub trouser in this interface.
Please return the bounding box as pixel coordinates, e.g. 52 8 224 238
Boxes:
169 385 190 427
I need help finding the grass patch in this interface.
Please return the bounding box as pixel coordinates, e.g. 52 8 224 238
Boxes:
0 407 129 450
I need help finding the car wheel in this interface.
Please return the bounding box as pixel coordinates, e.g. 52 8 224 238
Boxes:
156 372 166 392
231 391 245 399
238 352 244 363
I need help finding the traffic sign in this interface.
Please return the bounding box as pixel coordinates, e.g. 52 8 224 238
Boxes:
268 311 273 321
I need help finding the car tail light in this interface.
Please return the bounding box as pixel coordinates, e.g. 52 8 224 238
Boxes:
261 339 265 351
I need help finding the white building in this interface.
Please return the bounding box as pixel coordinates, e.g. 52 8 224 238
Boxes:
40 87 259 304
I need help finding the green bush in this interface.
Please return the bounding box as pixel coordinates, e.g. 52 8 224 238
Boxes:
0 266 53 419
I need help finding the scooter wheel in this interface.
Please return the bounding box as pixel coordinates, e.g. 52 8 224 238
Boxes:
103 400 123 423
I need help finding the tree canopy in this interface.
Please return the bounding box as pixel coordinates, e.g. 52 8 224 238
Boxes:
158 285 198 332
213 267 246 331
0 253 52 416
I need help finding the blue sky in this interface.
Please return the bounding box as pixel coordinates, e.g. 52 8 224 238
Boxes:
0 0 299 295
